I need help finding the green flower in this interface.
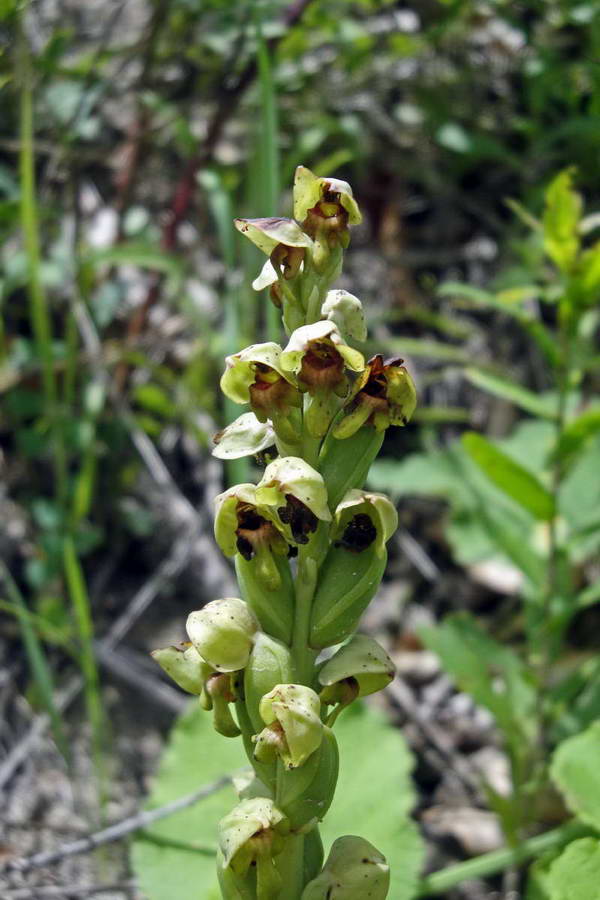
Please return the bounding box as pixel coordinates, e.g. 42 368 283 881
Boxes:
332 489 398 558
234 216 312 281
301 835 390 900
214 483 290 589
218 798 289 899
294 166 362 236
281 321 364 395
334 354 417 439
151 641 210 695
319 634 395 716
253 684 324 769
256 457 332 546
220 342 301 424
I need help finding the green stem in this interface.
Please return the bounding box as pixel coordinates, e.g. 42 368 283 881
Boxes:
291 549 317 685
416 821 589 896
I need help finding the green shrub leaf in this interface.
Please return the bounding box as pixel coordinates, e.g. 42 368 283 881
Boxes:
546 838 600 900
551 721 600 829
463 432 555 521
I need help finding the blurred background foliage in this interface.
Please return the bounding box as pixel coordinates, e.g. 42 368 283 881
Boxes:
0 0 599 852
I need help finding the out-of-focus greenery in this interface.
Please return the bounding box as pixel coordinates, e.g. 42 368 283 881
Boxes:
0 0 600 889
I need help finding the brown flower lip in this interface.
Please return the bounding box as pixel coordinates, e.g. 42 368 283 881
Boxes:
235 503 280 561
277 493 318 544
298 341 345 391
334 513 377 553
249 365 297 415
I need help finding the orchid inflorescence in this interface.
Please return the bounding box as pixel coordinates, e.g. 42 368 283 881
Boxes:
153 166 417 899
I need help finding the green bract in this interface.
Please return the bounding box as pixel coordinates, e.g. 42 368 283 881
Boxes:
212 412 275 460
301 836 390 900
255 684 324 769
293 166 362 227
332 489 398 558
186 598 258 673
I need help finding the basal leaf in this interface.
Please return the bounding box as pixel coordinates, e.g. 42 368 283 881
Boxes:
463 432 555 521
551 721 600 830
131 701 424 900
546 838 600 900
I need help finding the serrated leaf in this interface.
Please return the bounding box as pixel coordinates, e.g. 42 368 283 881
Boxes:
131 701 423 900
546 838 600 900
551 722 600 829
464 368 557 419
463 432 555 521
420 612 537 755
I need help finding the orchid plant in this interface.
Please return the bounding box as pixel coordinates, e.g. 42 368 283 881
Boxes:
153 167 417 899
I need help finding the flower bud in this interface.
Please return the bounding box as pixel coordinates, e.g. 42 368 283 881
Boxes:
301 836 390 900
256 457 331 546
214 484 290 590
186 598 258 673
254 684 323 769
244 633 294 732
321 290 367 342
218 798 288 900
332 490 398 558
212 412 275 461
334 354 417 439
151 641 210 695
220 343 302 440
319 635 395 712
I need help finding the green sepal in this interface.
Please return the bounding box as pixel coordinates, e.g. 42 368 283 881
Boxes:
217 848 255 900
279 727 339 829
310 546 387 649
321 289 367 342
244 633 294 733
151 641 209 695
301 835 390 899
234 216 312 256
319 424 384 511
212 412 275 461
303 829 325 886
235 553 295 644
318 635 395 699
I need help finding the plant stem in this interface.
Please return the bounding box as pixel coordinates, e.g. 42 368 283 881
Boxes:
291 549 317 684
416 821 589 896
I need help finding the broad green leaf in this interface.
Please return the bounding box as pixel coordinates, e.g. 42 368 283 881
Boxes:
543 169 582 273
551 722 600 829
463 432 555 521
420 612 537 754
464 368 557 419
320 702 424 900
550 408 600 472
546 838 600 900
131 701 424 900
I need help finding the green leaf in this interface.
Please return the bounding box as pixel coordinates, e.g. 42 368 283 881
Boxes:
320 702 424 900
420 612 537 754
550 408 600 472
551 722 600 829
546 838 600 900
463 432 555 521
84 243 184 279
543 168 582 273
131 702 424 900
464 368 557 419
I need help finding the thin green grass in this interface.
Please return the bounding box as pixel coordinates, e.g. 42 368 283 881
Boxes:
255 10 280 342
0 560 69 759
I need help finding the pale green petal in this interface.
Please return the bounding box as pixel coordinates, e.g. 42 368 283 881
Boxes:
212 413 275 460
252 259 278 291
